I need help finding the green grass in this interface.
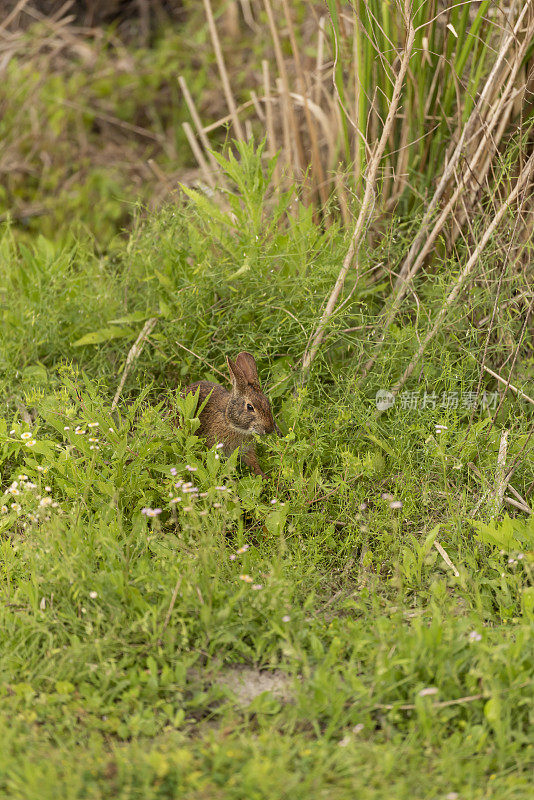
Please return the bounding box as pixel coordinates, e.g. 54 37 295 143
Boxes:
0 138 533 797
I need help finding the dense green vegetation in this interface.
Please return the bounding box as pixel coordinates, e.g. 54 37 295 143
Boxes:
0 3 533 798
1 140 532 798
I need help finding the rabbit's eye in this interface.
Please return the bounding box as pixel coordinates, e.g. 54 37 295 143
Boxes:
246 403 255 412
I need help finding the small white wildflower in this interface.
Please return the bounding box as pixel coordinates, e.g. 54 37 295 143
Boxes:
282 615 291 622
37 466 45 472
381 493 394 501
186 465 197 472
389 500 403 510
88 422 99 428
11 503 21 512
170 468 177 476
215 485 227 491
236 545 249 554
229 554 236 561
9 429 15 435
17 475 28 481
468 631 482 642
216 442 224 449
64 426 70 431
200 492 209 498
20 432 32 440
10 488 20 496
170 497 182 504
1 505 8 514
89 591 98 599
213 502 222 509
39 497 53 508
88 437 98 442
270 498 277 504
25 440 36 447
252 584 263 591
359 503 368 511
44 486 51 492
215 454 219 460
182 482 192 489
51 502 59 508
518 553 524 560
239 574 253 583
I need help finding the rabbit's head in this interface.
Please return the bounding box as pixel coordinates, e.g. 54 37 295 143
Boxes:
225 352 277 437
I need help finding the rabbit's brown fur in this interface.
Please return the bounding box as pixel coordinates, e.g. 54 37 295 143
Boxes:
184 352 277 477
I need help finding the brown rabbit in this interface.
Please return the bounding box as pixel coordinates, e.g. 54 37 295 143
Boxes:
184 352 278 477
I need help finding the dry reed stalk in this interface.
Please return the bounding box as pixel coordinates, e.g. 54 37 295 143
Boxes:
490 430 509 517
201 100 258 133
359 0 533 380
281 0 328 209
314 15 327 106
434 541 460 577
263 0 307 178
277 78 293 186
178 75 220 172
335 170 351 226
112 318 158 412
250 89 265 122
262 59 279 183
452 16 534 237
0 0 33 32
203 0 244 140
385 151 534 400
174 341 228 382
182 122 216 189
239 0 257 31
504 496 532 514
301 1 415 377
289 91 336 163
506 484 532 514
481 365 534 407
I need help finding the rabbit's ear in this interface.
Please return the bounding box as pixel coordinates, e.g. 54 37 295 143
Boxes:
235 352 260 388
227 356 247 391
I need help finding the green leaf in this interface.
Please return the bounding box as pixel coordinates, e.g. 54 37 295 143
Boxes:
71 327 135 347
265 509 286 536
